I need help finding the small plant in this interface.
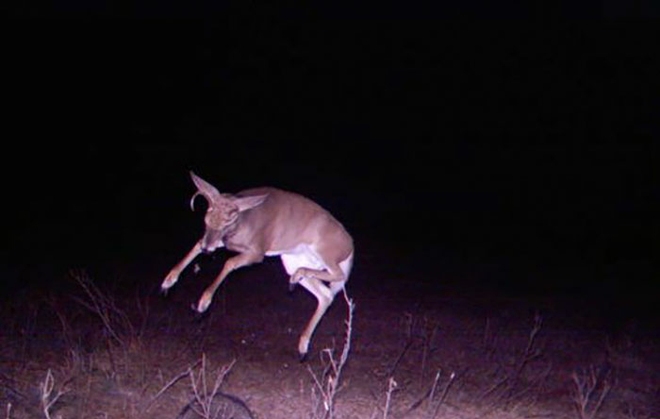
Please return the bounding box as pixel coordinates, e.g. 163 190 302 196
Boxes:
69 269 136 347
480 312 546 407
426 369 456 419
39 369 70 419
307 289 355 419
148 355 252 419
386 311 416 379
571 365 613 419
381 377 398 419
403 368 457 419
186 354 237 419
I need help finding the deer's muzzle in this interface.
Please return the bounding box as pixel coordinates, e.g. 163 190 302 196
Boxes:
201 228 224 253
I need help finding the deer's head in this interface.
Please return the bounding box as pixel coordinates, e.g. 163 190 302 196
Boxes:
189 171 268 252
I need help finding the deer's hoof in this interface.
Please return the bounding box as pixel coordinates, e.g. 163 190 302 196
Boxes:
197 294 212 313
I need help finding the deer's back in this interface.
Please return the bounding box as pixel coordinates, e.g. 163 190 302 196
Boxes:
234 187 353 255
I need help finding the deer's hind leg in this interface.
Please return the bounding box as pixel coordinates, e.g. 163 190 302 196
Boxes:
296 277 335 358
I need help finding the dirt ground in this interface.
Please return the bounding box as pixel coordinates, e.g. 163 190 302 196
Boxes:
1 246 658 419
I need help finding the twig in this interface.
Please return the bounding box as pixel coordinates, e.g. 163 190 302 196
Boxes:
404 369 458 418
189 355 236 419
146 358 202 412
480 312 544 405
70 269 134 347
571 365 613 419
420 318 438 387
512 313 543 382
306 288 355 419
429 371 456 419
427 370 441 410
387 312 416 378
382 377 398 419
40 369 69 419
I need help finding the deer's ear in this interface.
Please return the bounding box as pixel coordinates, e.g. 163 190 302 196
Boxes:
234 194 268 212
190 171 221 198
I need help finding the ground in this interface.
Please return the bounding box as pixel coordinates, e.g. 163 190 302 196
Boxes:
0 243 657 419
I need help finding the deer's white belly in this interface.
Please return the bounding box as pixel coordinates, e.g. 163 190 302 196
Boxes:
267 244 326 275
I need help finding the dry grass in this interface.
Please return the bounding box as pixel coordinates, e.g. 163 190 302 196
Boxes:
305 290 355 419
0 265 657 419
570 365 613 419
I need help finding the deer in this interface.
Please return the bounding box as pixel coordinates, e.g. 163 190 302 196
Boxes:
161 171 354 359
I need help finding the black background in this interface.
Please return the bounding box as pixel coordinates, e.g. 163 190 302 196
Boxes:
1 18 656 314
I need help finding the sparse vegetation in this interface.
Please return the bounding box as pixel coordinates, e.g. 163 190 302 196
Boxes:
306 290 355 419
571 365 613 419
0 266 655 419
39 369 71 419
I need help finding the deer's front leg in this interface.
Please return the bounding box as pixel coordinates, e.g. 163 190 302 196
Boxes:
197 252 265 313
161 241 203 293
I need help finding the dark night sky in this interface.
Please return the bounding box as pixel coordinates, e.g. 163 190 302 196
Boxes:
1 19 656 304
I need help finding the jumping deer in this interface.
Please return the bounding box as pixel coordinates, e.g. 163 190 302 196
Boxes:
161 172 354 358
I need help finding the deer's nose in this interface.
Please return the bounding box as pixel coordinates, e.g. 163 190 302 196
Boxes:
201 228 223 254
201 244 216 254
